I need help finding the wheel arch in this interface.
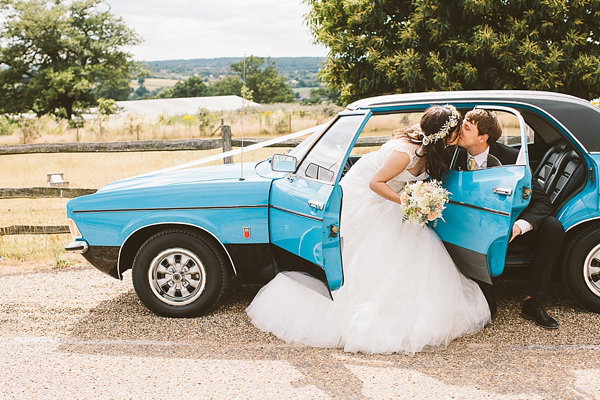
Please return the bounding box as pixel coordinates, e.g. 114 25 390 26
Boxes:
560 219 600 312
565 216 600 234
562 217 600 254
117 223 237 280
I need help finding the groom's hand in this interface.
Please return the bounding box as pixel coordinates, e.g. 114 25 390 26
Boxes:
509 224 522 242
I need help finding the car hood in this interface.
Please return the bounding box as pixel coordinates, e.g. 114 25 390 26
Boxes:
97 161 266 193
68 161 280 213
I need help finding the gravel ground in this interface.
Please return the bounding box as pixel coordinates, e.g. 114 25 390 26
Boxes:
0 263 599 399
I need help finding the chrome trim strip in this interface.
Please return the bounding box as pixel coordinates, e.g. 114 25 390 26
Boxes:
116 222 238 280
65 240 89 254
269 205 323 222
73 205 268 214
448 201 511 217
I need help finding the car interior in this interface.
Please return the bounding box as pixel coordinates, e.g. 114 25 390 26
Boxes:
518 110 587 215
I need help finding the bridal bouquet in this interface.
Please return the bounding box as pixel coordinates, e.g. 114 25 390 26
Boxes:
399 180 451 227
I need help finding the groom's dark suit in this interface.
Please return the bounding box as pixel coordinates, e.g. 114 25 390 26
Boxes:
455 143 564 316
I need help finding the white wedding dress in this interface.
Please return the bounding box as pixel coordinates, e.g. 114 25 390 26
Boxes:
247 139 491 354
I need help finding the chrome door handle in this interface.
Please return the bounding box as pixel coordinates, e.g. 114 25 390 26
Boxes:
493 187 513 196
308 200 324 210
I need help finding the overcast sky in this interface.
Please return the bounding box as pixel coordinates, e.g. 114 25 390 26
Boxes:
106 0 328 61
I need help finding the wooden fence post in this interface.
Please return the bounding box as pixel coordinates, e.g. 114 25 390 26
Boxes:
221 125 233 164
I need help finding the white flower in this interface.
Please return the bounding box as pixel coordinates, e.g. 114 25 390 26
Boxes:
421 105 460 146
399 180 451 227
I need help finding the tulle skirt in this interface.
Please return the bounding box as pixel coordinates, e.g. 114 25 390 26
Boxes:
247 153 491 354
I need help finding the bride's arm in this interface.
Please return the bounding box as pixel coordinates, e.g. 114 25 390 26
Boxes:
368 150 410 204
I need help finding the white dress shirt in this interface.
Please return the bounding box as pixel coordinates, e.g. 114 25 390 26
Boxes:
467 147 490 170
468 147 533 235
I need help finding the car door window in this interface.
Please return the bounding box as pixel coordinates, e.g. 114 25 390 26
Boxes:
297 114 366 183
348 112 423 156
496 111 534 148
450 109 531 169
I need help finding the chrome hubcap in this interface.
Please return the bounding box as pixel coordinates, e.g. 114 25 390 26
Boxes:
148 248 206 306
583 244 600 298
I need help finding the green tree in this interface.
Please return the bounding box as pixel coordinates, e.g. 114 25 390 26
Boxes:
0 0 140 119
304 86 341 105
230 56 295 103
94 77 133 101
304 0 600 103
96 97 120 117
162 76 209 98
133 85 150 99
94 97 119 137
204 57 295 103
210 76 243 96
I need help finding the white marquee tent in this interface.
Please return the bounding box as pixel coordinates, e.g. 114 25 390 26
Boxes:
113 95 261 116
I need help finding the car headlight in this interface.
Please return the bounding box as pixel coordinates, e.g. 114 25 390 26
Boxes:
67 218 82 239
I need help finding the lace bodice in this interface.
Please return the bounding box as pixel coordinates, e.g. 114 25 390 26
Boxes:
375 139 428 192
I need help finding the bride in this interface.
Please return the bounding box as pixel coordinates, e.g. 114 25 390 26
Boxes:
247 105 491 355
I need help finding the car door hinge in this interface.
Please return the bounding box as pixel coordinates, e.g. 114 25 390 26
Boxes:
589 167 595 183
523 186 532 200
330 224 340 238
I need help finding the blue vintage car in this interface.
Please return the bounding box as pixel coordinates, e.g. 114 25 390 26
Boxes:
66 90 600 317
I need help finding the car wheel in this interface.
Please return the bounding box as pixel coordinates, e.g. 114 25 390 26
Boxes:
562 224 600 313
132 230 228 317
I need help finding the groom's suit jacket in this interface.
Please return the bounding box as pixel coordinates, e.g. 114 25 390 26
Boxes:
454 143 553 231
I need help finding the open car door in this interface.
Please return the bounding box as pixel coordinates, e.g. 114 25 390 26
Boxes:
269 111 371 298
434 106 532 284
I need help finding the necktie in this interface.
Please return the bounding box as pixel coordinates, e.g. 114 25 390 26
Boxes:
468 156 477 171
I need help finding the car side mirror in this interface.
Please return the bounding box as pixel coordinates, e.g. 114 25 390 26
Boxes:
271 154 297 173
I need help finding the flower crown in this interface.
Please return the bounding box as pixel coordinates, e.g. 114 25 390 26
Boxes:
421 105 460 146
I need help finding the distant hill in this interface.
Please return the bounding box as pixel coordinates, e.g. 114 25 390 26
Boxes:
143 57 325 87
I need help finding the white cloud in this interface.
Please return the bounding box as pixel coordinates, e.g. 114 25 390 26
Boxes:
105 0 327 61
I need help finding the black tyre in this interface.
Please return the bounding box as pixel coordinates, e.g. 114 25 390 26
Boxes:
562 224 600 313
132 230 228 317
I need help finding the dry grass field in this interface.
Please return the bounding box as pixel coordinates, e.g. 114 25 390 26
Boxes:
130 77 180 91
0 104 342 146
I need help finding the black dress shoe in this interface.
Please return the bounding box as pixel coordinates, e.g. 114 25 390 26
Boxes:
521 299 559 329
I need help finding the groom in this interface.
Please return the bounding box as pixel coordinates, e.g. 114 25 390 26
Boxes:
455 108 564 329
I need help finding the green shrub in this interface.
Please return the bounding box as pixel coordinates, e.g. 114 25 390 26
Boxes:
0 116 17 136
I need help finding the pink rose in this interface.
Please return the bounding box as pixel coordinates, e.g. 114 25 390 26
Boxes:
427 212 438 221
400 192 409 204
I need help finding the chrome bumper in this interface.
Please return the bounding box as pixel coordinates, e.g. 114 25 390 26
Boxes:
65 240 89 254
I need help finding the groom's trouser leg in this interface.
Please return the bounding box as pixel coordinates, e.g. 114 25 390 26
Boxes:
525 216 564 303
473 279 496 317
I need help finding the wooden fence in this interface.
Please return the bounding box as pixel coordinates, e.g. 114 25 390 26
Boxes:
1 126 388 236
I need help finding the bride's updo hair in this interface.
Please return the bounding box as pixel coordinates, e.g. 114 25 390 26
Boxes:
392 105 462 180
391 123 422 142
